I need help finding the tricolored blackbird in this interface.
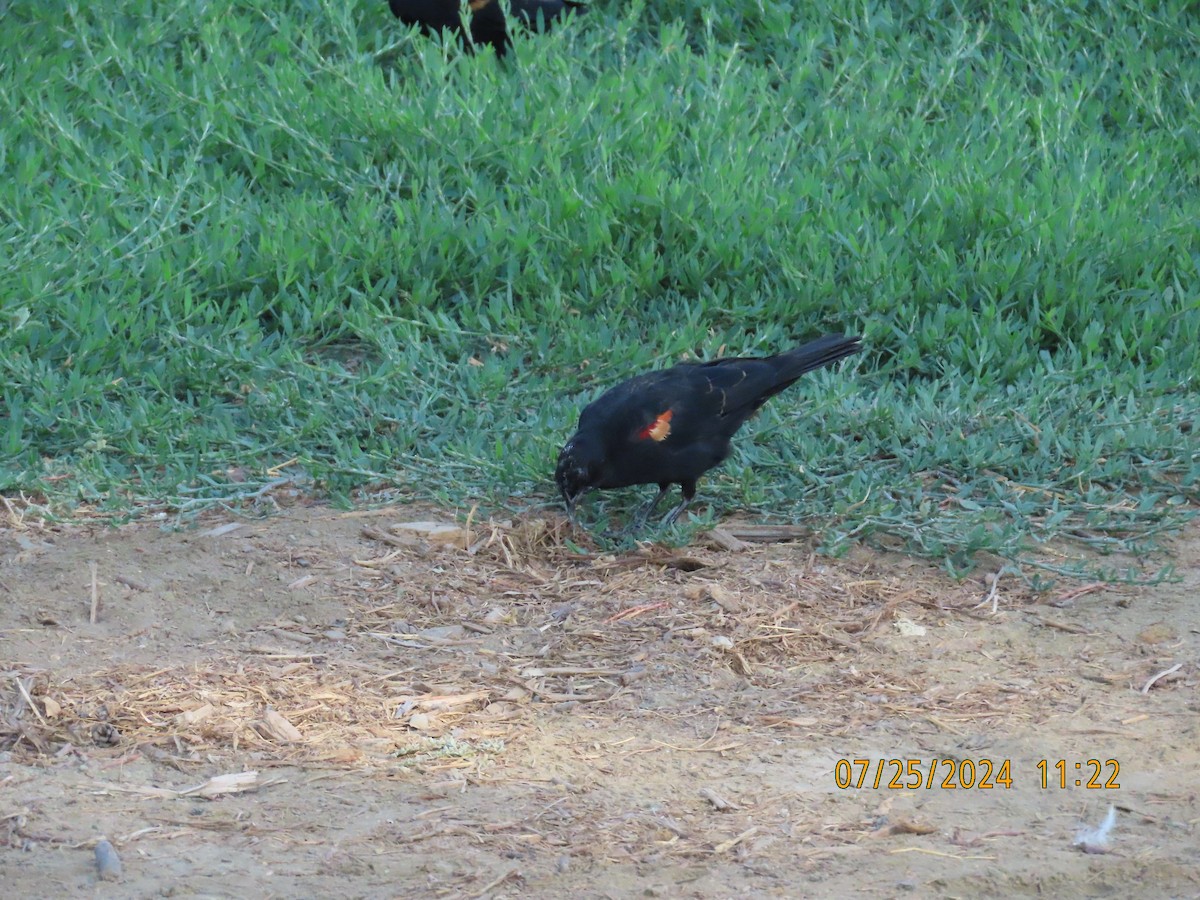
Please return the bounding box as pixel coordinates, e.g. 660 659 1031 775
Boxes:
555 334 863 528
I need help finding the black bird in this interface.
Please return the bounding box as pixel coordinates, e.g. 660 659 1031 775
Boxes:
555 334 863 529
387 0 585 57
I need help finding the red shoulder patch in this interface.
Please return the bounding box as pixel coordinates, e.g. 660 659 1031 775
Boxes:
637 409 673 442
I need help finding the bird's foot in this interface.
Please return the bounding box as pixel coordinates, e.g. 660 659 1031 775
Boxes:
659 498 690 529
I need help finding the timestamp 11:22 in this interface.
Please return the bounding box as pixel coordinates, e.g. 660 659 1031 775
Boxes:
1038 759 1120 789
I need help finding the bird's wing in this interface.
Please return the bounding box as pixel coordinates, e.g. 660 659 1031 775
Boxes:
683 358 785 419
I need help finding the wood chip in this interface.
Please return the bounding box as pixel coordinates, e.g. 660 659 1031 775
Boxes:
712 525 809 543
705 527 750 552
699 787 738 811
260 708 303 743
407 712 436 731
685 582 742 613
92 771 282 799
712 826 758 853
270 628 314 644
389 521 469 549
875 817 937 837
398 691 490 712
174 703 215 726
359 525 423 549
182 771 281 798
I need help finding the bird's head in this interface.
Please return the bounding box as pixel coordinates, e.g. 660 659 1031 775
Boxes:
554 435 600 521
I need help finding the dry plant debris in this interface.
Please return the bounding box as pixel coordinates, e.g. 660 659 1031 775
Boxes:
2 515 1094 772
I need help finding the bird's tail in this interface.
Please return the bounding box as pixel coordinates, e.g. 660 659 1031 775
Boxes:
776 333 863 382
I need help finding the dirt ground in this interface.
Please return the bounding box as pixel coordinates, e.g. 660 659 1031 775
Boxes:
2 498 1198 899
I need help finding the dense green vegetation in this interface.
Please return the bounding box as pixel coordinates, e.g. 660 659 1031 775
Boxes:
2 1 1197 578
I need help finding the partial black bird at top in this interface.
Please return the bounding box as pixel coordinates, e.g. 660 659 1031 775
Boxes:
388 0 586 58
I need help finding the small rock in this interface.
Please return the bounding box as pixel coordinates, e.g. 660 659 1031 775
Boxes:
94 840 122 882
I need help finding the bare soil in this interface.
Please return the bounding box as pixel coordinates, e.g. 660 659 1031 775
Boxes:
2 501 1198 899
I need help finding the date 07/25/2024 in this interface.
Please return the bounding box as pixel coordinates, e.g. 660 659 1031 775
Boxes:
833 758 1121 790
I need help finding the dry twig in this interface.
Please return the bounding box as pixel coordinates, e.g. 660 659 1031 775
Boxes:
89 561 100 624
1140 662 1183 694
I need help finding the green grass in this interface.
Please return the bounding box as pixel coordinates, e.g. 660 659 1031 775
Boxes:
2 0 1197 580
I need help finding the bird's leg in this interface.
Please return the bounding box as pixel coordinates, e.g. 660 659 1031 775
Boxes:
628 484 671 533
659 498 690 527
660 481 697 528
